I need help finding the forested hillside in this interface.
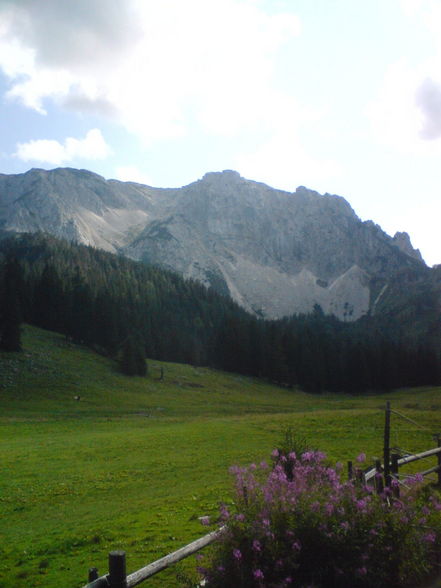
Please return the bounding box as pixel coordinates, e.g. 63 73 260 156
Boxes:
0 232 439 392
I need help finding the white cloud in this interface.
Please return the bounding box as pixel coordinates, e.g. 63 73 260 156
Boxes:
366 59 441 154
235 98 342 192
415 77 441 139
115 165 153 185
236 135 342 193
367 1 441 153
366 62 424 153
15 129 112 164
0 0 301 143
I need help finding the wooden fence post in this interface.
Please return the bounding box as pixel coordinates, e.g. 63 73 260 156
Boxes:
347 460 353 480
391 453 400 497
375 459 384 494
109 551 127 588
435 434 441 487
383 401 391 488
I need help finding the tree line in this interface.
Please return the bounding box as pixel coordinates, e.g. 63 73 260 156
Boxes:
0 232 440 391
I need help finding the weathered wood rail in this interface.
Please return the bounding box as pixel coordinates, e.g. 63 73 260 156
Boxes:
82 526 226 588
82 402 440 587
361 444 441 486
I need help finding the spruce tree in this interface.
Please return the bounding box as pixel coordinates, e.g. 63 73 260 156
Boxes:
0 257 23 352
119 336 147 376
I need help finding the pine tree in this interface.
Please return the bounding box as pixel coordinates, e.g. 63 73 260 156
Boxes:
33 264 65 332
119 336 147 376
0 257 23 352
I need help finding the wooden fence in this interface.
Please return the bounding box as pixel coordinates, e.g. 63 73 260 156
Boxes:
81 402 440 588
348 401 441 496
83 527 226 588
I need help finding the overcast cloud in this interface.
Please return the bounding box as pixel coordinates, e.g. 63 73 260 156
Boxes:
0 0 140 69
0 0 301 142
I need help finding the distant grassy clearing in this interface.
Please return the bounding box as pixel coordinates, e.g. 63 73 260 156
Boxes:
1 326 440 587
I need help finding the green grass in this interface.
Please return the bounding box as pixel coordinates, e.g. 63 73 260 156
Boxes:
1 325 440 587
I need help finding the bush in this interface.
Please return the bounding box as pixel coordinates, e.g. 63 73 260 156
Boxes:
200 450 441 587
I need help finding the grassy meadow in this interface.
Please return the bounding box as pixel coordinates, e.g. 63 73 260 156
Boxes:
1 325 440 587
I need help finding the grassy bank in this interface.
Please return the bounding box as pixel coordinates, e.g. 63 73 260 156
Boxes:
1 326 440 587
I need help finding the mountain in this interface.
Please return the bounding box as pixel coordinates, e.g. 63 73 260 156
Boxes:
0 167 427 320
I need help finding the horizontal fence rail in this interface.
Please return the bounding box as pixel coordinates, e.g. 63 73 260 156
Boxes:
395 446 441 467
361 446 441 484
83 526 226 588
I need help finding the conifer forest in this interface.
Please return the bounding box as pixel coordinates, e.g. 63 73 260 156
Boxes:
1 232 440 392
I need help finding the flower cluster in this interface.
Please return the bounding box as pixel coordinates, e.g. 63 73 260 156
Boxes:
200 449 441 587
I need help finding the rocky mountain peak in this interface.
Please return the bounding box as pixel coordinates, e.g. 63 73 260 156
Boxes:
392 231 423 262
201 170 242 183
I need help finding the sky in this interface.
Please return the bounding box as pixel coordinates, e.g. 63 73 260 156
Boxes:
0 0 440 266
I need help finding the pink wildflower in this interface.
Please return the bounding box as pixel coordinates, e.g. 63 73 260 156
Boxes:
325 502 334 515
253 569 264 579
356 498 367 511
252 539 261 552
424 532 436 543
220 504 230 520
233 548 242 560
356 453 366 463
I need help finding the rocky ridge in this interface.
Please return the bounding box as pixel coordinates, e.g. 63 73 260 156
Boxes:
0 167 426 320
